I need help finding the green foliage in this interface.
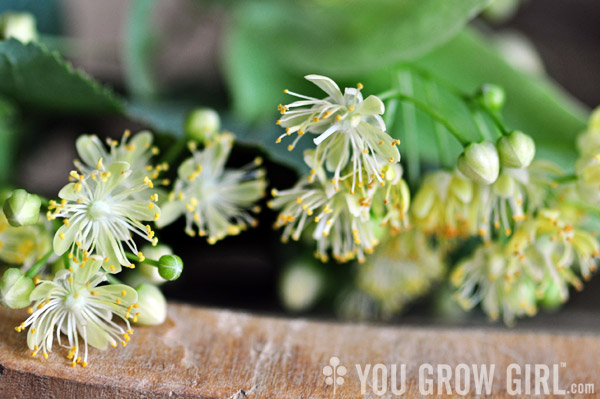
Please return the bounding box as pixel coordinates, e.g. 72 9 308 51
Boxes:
224 0 490 122
413 28 588 169
0 39 123 113
124 0 159 100
0 96 18 185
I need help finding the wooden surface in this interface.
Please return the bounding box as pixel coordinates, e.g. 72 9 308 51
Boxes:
0 303 598 398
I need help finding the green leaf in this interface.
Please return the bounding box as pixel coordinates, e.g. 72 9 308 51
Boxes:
0 96 18 185
123 0 159 100
0 38 123 113
224 0 490 122
231 0 490 77
413 28 589 170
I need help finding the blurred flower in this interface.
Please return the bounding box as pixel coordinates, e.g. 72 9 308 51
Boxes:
452 205 598 325
157 133 266 244
277 74 400 192
49 162 160 273
270 164 378 263
411 171 477 239
16 256 138 367
0 211 51 269
451 243 538 325
371 163 411 234
279 259 325 312
0 12 37 43
357 230 444 316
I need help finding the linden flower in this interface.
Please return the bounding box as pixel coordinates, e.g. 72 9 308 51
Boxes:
269 166 378 263
15 256 138 367
474 160 561 240
371 163 411 234
156 133 267 244
0 211 51 269
357 230 444 317
75 130 168 190
277 75 400 192
451 243 538 325
48 161 160 273
411 171 478 239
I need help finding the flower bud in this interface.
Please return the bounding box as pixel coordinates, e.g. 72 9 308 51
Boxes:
477 84 505 111
2 189 41 227
279 259 324 312
184 108 221 144
496 130 535 168
0 268 34 309
457 142 499 185
157 254 183 281
125 244 171 287
133 284 167 325
0 12 37 43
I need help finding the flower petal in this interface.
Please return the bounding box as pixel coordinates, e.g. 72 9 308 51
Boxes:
305 75 344 104
356 95 385 116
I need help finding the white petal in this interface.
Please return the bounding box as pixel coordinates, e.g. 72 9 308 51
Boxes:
305 75 344 104
356 95 385 116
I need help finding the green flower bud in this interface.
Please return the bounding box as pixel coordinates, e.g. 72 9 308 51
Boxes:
134 284 167 325
478 84 505 111
2 189 41 227
457 142 499 185
184 108 221 143
0 268 34 309
125 244 171 287
497 130 535 168
157 254 183 281
0 12 37 43
279 259 324 312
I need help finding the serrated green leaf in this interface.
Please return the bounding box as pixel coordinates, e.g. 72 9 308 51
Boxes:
230 0 490 77
0 38 123 113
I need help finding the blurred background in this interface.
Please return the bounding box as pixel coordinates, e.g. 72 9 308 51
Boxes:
0 0 598 329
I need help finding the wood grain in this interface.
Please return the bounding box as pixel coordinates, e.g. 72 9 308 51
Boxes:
0 303 598 398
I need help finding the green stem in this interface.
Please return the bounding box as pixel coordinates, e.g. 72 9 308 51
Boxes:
378 90 469 147
126 252 160 268
161 138 188 165
479 106 509 135
404 64 511 136
472 110 496 140
106 274 126 285
25 250 53 278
